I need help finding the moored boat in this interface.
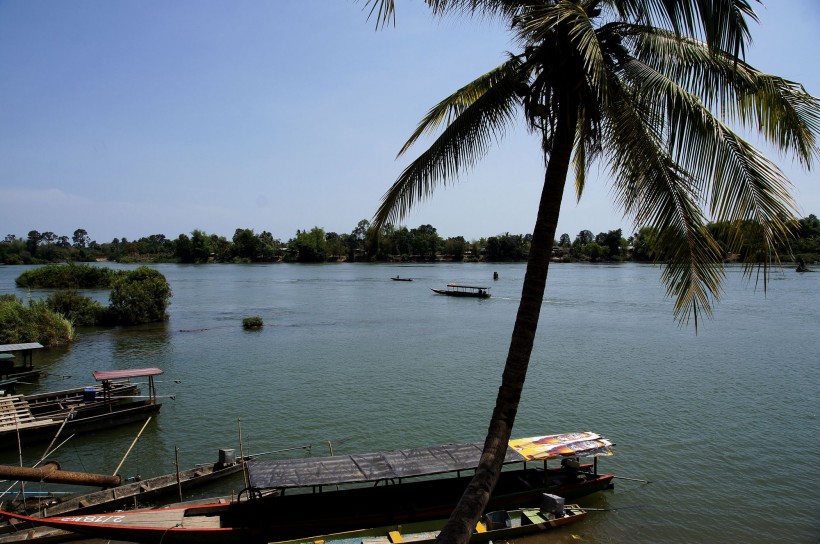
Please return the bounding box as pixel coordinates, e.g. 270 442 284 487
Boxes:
0 449 252 519
24 380 141 417
0 494 585 544
0 344 45 383
283 494 586 544
431 284 490 298
0 368 167 449
0 432 612 543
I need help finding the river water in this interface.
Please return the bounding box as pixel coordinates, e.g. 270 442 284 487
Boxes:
0 262 817 543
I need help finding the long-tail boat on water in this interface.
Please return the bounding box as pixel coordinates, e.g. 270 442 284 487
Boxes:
0 368 167 449
431 283 490 298
0 432 614 544
1 494 586 544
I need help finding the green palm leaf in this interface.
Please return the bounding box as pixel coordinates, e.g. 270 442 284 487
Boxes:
374 59 523 228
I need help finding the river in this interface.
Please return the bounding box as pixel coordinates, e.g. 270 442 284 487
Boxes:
1 262 818 543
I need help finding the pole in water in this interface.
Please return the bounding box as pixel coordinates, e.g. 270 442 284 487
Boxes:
612 475 651 483
113 417 152 476
175 446 182 502
238 418 249 489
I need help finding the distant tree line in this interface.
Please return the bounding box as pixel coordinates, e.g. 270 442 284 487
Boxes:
2 215 818 266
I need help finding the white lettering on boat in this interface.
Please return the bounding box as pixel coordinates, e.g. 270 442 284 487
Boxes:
57 515 126 524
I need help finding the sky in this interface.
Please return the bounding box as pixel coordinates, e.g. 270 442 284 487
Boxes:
1 1 818 244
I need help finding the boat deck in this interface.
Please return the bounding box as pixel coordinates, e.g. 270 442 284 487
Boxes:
0 395 56 430
55 508 223 529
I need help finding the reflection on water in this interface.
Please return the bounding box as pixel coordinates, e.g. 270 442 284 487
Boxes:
1 262 818 543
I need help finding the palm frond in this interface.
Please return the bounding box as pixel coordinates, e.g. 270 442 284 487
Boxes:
361 0 395 29
373 60 523 230
655 221 725 329
602 72 723 327
572 132 587 200
398 56 523 156
619 56 799 265
572 108 604 201
427 0 529 22
610 0 756 58
628 27 820 168
736 75 820 169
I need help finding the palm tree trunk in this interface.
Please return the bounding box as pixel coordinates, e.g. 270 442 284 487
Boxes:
436 98 579 544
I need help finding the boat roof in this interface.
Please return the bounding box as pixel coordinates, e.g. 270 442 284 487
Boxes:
446 284 489 289
92 368 164 381
248 432 613 490
0 343 44 353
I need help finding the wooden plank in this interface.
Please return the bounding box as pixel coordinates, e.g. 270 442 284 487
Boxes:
181 515 221 529
0 418 57 430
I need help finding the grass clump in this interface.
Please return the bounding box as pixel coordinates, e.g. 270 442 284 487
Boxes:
0 295 74 346
45 290 106 327
242 316 264 329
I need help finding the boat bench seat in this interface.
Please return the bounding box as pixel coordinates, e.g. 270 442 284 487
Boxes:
1 417 57 430
1 411 37 421
522 511 550 525
0 395 40 427
181 514 221 529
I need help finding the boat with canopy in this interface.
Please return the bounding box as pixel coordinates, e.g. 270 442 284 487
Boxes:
431 284 490 298
0 368 165 449
0 432 613 543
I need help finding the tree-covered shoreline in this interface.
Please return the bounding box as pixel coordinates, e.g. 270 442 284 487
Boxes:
2 214 818 266
1 265 173 347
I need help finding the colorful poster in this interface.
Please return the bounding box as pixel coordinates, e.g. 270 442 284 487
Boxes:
509 432 614 460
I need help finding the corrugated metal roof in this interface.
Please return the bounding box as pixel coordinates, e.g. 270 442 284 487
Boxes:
248 433 614 490
0 343 44 353
248 443 513 489
92 368 164 381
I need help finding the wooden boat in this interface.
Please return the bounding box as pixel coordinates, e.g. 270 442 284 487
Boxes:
431 284 490 298
0 450 252 519
0 495 585 544
0 432 613 543
0 368 166 449
0 496 235 544
280 495 586 544
24 380 141 417
0 452 254 542
0 344 44 383
391 275 413 281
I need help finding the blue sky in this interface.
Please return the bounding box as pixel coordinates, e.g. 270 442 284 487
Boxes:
1 1 818 244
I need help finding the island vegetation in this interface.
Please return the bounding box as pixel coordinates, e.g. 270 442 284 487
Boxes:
2 214 818 266
1 266 172 346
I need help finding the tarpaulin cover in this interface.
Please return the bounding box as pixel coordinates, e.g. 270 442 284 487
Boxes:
248 432 613 490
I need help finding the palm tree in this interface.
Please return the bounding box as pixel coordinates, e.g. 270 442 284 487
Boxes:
364 1 819 543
